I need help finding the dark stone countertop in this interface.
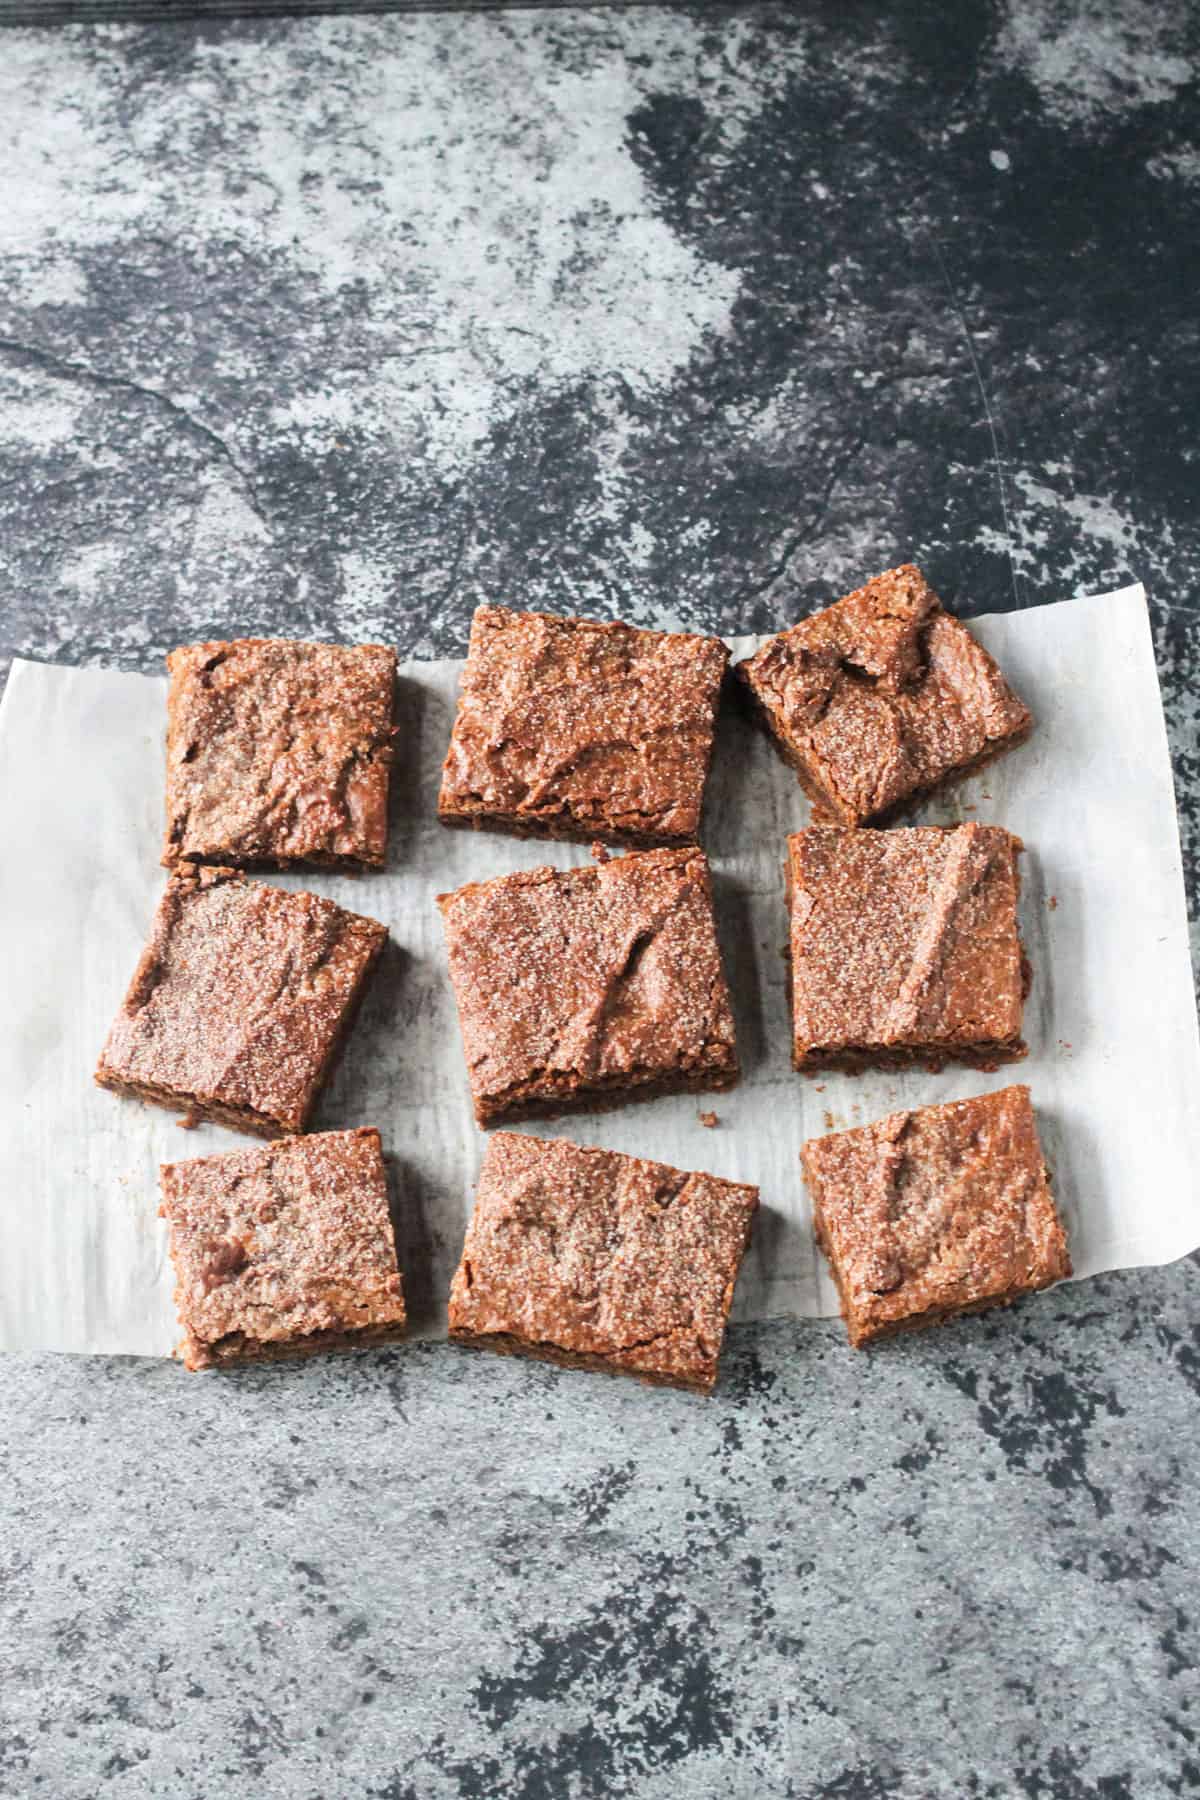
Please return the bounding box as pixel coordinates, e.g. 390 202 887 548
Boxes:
1 6 1197 1796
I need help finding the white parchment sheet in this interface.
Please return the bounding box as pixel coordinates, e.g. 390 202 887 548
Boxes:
1 583 1198 1356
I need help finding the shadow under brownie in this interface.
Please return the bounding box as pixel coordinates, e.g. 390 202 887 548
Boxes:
448 1131 758 1393
163 637 397 872
437 605 729 848
787 823 1029 1074
801 1085 1070 1346
160 1127 406 1369
437 846 739 1125
736 564 1031 826
96 865 387 1136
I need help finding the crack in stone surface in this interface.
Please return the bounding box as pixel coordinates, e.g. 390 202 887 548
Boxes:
0 335 275 540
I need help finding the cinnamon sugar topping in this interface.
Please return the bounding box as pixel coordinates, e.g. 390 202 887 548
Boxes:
448 1132 757 1392
438 847 739 1125
802 1086 1070 1346
736 565 1032 825
96 865 387 1135
164 638 397 871
787 824 1028 1073
438 607 728 847
160 1127 406 1369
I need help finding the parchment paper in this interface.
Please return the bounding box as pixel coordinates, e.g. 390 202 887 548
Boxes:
1 583 1197 1357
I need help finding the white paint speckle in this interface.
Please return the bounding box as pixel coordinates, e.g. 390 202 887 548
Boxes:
995 2 1192 125
1147 147 1200 185
974 471 1147 594
625 522 658 567
22 259 88 308
188 474 272 556
57 541 124 603
337 551 401 637
0 9 803 548
0 12 814 617
0 367 85 451
990 149 1011 172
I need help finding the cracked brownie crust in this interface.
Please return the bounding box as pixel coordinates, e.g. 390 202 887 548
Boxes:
437 606 729 847
96 865 387 1136
437 846 739 1126
736 565 1031 826
160 1127 406 1370
802 1085 1070 1346
163 638 397 871
787 823 1029 1074
448 1132 758 1392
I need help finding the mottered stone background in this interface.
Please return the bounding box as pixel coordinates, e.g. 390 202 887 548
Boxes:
1 4 1198 1796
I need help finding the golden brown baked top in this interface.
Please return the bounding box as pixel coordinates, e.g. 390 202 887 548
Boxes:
448 1132 758 1390
437 847 738 1114
97 866 387 1132
160 1127 405 1369
802 1086 1070 1343
438 606 729 844
737 566 1031 824
788 824 1026 1057
164 638 396 869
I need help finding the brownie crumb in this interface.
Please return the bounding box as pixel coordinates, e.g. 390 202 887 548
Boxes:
698 1111 719 1129
177 1111 200 1130
1048 895 1058 910
591 841 611 863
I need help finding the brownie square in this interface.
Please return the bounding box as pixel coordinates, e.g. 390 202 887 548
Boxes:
160 1127 406 1369
448 1132 758 1392
96 866 387 1136
438 846 739 1125
437 606 729 847
787 823 1028 1073
163 638 397 871
802 1085 1070 1346
736 565 1031 826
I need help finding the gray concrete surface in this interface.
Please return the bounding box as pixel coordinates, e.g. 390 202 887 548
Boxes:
1 5 1198 1794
